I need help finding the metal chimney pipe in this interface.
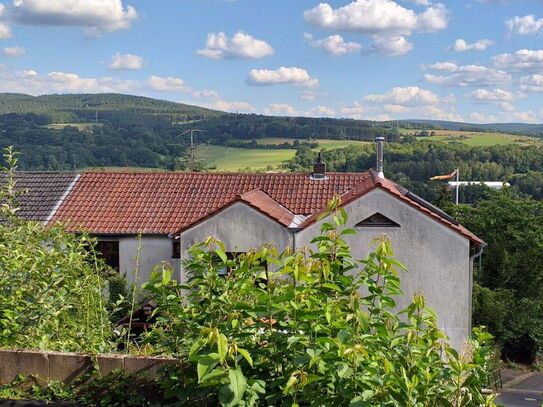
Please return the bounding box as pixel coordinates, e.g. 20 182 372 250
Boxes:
375 136 385 179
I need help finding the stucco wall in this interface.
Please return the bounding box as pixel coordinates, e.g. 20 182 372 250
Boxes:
98 235 177 284
295 188 472 350
178 202 293 283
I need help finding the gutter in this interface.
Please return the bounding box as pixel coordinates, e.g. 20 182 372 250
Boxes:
468 242 487 332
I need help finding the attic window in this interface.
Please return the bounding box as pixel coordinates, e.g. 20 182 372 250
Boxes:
356 213 400 228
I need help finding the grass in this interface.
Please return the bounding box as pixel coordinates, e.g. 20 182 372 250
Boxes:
193 145 295 171
254 138 370 149
46 123 103 131
402 129 539 147
194 139 370 171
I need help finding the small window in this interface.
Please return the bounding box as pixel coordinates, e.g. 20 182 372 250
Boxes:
172 241 181 259
356 213 400 228
96 241 120 271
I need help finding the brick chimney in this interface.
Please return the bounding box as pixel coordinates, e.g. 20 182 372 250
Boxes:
311 152 326 180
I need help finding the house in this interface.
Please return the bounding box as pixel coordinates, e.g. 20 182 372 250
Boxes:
2 144 484 349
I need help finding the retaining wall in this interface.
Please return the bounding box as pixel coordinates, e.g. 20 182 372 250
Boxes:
0 349 181 384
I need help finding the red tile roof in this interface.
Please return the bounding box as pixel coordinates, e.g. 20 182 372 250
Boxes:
52 171 370 234
51 170 483 245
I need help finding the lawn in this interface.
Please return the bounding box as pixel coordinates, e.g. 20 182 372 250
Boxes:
403 129 539 146
193 145 296 171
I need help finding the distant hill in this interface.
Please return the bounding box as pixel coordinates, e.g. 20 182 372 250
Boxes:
405 119 543 136
0 93 400 171
0 93 224 123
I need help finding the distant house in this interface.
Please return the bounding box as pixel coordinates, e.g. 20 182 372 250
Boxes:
3 156 484 349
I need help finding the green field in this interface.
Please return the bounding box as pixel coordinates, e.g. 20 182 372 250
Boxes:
194 139 370 171
193 145 296 171
46 123 102 131
253 138 370 149
402 129 539 146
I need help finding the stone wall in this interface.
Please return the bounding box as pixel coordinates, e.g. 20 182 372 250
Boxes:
0 349 181 384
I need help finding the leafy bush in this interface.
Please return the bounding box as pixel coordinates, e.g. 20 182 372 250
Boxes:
0 147 113 353
454 189 543 362
142 199 497 406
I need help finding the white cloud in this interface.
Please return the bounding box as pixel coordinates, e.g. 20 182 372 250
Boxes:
365 86 442 105
468 112 498 123
304 33 361 56
5 0 137 35
519 74 543 92
493 49 543 73
422 105 463 121
107 52 145 71
369 35 413 56
197 31 274 60
403 0 432 5
339 102 367 119
506 15 543 36
424 63 511 87
422 61 458 71
246 67 319 89
469 88 525 101
384 104 410 112
303 0 447 35
0 23 12 39
0 68 136 94
303 0 447 57
201 100 255 113
147 75 218 98
263 103 298 116
299 90 322 101
307 105 336 117
448 38 493 52
1 45 25 57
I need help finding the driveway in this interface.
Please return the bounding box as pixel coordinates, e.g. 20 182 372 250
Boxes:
496 371 543 407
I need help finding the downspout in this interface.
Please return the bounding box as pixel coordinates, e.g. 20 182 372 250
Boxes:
468 242 487 332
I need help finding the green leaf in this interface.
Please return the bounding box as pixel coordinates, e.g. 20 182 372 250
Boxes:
238 348 253 367
189 339 206 359
349 396 369 407
215 249 227 263
337 362 350 378
219 368 247 407
218 333 228 362
197 353 220 382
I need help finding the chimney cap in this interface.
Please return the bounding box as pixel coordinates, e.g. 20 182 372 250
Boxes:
311 151 327 180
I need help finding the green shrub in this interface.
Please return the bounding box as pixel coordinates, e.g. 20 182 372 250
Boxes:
142 198 497 406
0 147 113 353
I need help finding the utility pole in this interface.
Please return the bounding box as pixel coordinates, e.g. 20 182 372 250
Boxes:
178 129 206 160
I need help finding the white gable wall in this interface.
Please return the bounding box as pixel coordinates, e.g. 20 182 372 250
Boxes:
98 235 177 284
178 202 293 283
295 188 471 350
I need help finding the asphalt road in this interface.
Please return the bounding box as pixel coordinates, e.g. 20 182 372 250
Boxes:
496 372 543 407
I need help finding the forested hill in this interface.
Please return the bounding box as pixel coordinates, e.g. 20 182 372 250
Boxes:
0 93 223 123
0 93 401 170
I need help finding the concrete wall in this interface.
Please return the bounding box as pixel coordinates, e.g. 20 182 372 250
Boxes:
178 202 293 283
0 349 181 384
296 188 472 349
97 235 179 284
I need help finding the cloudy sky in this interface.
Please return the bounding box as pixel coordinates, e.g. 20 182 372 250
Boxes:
0 0 542 123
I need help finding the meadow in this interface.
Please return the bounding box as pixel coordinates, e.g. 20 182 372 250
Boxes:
46 123 102 131
194 138 370 171
404 129 539 147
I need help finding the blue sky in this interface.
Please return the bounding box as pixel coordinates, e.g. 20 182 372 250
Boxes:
0 0 542 123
